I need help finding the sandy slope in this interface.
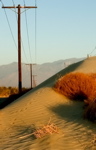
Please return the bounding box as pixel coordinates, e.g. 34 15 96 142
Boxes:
1 56 96 150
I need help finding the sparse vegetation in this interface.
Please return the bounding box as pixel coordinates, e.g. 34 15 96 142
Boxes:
84 99 96 122
0 86 30 97
54 72 96 122
0 87 31 109
32 120 59 139
54 72 96 101
19 119 59 140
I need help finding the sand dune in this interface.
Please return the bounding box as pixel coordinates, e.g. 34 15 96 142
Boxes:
1 56 96 150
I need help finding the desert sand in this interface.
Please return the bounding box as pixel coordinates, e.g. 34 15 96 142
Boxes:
1 56 96 150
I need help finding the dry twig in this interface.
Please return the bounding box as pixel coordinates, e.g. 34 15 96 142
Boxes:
32 120 59 139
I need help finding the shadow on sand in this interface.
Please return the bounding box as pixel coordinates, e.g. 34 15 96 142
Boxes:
49 100 96 131
0 89 32 109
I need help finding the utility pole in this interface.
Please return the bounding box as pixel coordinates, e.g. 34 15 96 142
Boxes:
32 75 37 88
26 63 36 89
2 4 37 93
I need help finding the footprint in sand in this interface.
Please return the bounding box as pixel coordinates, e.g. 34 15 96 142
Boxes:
27 100 34 105
13 110 19 114
36 91 41 94
19 109 23 112
24 107 27 110
11 118 17 124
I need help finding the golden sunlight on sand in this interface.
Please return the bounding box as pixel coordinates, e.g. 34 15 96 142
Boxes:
1 56 96 150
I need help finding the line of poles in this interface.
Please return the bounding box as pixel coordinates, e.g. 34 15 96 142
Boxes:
2 4 37 93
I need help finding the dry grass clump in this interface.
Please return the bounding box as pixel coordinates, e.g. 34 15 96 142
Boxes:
54 72 96 101
88 73 96 81
19 120 59 140
54 72 96 122
84 99 96 122
32 121 59 139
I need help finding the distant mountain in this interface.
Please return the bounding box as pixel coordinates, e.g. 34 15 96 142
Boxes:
0 58 85 87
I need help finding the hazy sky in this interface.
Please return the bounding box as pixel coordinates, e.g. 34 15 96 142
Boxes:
0 0 96 65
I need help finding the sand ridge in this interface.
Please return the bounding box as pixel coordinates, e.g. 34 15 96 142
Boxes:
1 56 96 150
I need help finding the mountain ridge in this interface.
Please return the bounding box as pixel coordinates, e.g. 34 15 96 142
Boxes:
0 57 85 87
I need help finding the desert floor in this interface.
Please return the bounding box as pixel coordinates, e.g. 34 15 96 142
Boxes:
1 56 96 150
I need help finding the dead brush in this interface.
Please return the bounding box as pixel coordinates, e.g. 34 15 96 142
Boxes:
54 72 96 101
88 73 96 81
53 72 96 122
32 120 59 139
19 119 59 140
84 99 96 122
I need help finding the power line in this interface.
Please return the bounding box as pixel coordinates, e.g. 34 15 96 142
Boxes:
23 0 32 63
21 40 29 63
26 63 36 88
1 1 37 89
11 0 30 64
89 46 96 55
2 4 37 93
11 0 17 20
0 0 17 50
35 0 37 64
1 0 29 64
34 0 37 86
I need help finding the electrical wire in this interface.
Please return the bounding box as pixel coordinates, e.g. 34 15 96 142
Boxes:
23 0 32 63
0 0 17 49
89 46 96 55
11 0 30 64
0 1 28 87
35 0 37 64
11 0 17 20
0 0 38 87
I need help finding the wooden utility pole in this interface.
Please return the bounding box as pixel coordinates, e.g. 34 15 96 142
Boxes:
26 64 36 89
32 75 37 88
18 5 22 93
2 5 37 93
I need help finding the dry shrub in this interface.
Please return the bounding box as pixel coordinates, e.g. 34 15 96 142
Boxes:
54 72 96 101
54 72 96 122
88 73 96 81
19 120 59 140
84 99 96 122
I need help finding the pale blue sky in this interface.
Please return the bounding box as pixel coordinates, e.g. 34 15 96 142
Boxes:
0 0 96 65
